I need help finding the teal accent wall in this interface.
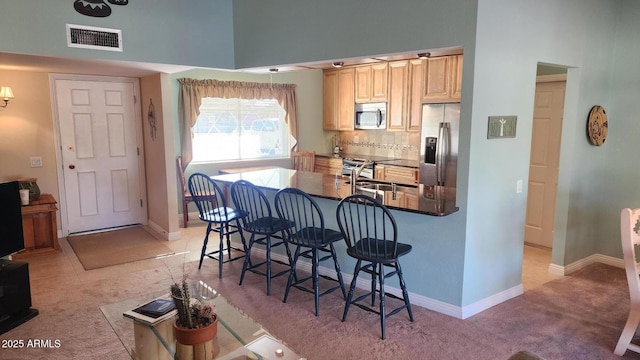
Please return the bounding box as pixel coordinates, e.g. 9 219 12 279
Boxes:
465 0 620 306
600 0 640 258
0 0 235 69
231 0 478 68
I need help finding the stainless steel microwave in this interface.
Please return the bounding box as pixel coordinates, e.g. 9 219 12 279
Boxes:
355 102 387 130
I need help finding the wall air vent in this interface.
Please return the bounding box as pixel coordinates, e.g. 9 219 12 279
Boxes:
66 24 123 52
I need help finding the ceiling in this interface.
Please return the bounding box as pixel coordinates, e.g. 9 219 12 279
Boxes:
0 47 464 77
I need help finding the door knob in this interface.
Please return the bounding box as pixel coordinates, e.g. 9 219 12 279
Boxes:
69 165 75 169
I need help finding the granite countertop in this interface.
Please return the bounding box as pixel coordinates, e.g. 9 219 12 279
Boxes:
211 168 457 216
316 153 419 168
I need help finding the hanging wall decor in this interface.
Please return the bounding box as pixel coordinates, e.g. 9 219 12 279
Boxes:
74 0 128 18
587 105 608 146
487 116 517 139
147 99 157 140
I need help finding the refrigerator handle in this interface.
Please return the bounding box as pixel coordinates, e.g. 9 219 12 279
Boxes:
436 123 450 185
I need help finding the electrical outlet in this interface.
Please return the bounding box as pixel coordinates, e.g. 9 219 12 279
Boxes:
516 179 523 193
30 156 43 168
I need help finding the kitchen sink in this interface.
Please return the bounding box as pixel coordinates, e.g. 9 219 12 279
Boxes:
356 182 416 192
344 180 417 203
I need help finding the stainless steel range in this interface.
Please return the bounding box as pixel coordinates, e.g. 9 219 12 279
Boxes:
341 158 374 179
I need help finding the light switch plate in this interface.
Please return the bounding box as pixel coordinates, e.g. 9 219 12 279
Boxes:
30 156 43 168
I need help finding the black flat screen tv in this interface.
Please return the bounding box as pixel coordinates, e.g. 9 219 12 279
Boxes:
0 181 25 258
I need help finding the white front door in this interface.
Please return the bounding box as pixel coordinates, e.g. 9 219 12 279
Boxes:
524 79 566 248
54 77 144 234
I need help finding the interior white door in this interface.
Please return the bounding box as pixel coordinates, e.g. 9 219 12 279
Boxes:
55 79 143 234
524 80 566 248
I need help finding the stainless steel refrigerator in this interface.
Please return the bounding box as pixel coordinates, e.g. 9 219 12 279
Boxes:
419 103 460 188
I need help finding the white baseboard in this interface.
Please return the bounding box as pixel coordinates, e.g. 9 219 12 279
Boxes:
148 220 181 241
550 253 624 275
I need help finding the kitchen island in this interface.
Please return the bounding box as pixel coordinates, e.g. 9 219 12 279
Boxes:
210 167 466 319
211 167 457 216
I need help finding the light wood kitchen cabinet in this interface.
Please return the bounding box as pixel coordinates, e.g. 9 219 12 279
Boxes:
404 192 419 210
323 70 339 130
374 164 419 185
407 59 424 131
374 164 385 180
314 156 342 175
422 55 463 103
450 55 463 100
387 60 409 131
323 68 355 131
388 60 422 132
355 63 388 103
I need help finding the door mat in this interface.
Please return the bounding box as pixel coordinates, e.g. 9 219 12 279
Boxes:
68 227 175 270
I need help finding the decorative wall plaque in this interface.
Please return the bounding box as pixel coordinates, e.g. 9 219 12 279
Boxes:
487 116 517 139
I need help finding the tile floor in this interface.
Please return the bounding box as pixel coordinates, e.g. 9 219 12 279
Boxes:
522 243 562 291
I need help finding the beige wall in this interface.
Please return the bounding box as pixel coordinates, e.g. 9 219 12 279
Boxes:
0 70 60 228
140 73 179 239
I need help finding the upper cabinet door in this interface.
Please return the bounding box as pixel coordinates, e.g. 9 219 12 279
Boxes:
450 55 463 101
355 66 371 103
387 60 409 131
355 64 388 103
337 68 355 131
422 55 463 103
422 57 451 103
323 70 339 130
370 63 388 102
407 59 424 131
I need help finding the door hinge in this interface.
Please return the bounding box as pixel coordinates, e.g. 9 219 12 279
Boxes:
134 95 137 104
140 199 143 207
137 147 140 156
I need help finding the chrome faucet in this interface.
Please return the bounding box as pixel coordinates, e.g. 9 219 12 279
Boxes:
350 161 373 193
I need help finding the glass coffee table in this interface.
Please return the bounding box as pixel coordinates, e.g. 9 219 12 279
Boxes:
100 281 302 360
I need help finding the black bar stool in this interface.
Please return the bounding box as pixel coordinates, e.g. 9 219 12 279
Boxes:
187 173 247 278
230 180 294 296
336 194 414 339
274 187 346 316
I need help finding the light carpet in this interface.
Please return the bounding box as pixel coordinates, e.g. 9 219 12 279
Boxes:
67 226 175 270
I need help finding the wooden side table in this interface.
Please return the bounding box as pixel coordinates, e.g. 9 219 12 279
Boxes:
15 194 59 258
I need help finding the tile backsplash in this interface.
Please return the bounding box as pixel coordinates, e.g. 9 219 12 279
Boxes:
337 131 420 161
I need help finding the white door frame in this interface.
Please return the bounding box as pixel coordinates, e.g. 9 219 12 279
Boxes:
49 74 147 237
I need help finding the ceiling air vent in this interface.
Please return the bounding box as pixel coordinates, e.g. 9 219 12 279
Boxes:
66 24 122 52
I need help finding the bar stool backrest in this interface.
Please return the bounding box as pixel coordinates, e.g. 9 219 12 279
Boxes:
275 187 326 246
336 194 398 262
230 180 277 235
187 173 227 221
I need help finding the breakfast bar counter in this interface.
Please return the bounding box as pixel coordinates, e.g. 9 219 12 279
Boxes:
211 167 457 216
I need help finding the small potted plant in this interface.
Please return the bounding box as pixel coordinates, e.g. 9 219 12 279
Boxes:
170 276 218 346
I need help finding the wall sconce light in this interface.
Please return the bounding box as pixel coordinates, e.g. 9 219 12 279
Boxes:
332 61 344 68
417 52 431 59
0 87 13 108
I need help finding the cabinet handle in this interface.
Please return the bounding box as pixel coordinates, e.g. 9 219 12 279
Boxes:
69 165 75 170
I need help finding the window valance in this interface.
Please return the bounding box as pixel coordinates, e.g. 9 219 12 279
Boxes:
178 78 298 167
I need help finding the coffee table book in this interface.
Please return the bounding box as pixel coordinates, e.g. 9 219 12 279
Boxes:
124 296 177 326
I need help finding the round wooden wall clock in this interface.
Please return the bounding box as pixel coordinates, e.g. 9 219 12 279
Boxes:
587 105 608 146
